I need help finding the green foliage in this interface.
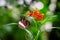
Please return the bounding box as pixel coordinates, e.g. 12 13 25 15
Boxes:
0 0 60 40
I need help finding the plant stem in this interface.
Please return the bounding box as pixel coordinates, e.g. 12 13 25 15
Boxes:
24 28 34 40
35 30 40 40
41 32 48 40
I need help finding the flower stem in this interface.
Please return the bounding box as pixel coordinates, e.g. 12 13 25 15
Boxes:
35 30 40 40
24 28 34 40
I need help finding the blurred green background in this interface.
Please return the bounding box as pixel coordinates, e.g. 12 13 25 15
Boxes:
0 0 60 40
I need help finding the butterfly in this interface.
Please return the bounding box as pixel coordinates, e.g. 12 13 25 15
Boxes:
18 16 30 29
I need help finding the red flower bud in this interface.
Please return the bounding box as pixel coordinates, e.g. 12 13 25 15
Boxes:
26 9 44 20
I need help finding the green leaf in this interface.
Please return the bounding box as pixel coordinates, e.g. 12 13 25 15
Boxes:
41 15 57 25
24 29 34 40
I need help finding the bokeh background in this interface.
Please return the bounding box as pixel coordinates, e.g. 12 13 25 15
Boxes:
0 0 60 40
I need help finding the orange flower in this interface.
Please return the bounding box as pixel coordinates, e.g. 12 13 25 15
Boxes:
26 9 44 20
